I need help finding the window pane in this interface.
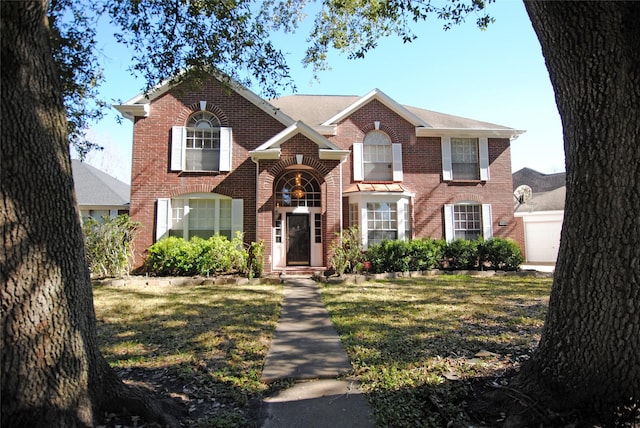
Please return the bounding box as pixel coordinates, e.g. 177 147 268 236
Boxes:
366 202 397 246
219 199 232 239
453 204 482 240
185 112 221 171
451 138 479 180
363 132 392 181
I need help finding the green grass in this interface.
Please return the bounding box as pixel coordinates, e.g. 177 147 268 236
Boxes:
93 275 552 427
319 275 553 427
93 281 285 426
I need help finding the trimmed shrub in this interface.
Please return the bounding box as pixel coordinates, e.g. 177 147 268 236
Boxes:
365 238 445 273
480 238 524 271
443 239 480 270
145 233 249 277
83 214 139 278
145 236 199 276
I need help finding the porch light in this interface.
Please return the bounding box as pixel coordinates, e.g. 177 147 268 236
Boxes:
291 173 305 199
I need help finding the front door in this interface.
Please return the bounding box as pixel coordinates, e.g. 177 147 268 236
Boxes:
286 213 310 266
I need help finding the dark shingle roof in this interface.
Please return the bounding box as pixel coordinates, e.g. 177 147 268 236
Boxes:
512 167 566 193
71 159 130 207
515 186 565 213
270 94 511 130
513 168 566 212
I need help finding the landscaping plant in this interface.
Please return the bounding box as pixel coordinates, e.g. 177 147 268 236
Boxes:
82 214 139 278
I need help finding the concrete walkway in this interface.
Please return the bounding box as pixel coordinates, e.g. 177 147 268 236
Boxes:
260 277 375 428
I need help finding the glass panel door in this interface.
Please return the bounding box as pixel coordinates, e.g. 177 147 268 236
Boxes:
286 213 310 266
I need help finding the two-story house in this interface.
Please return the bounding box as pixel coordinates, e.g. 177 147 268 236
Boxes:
115 74 524 273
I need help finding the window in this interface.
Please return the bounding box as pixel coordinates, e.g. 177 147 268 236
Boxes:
349 203 359 228
353 132 403 182
453 204 481 240
363 131 392 181
171 112 232 172
444 203 493 242
274 214 283 243
367 202 397 245
314 213 322 243
275 171 321 208
156 195 243 241
441 136 489 181
451 138 479 180
184 112 220 171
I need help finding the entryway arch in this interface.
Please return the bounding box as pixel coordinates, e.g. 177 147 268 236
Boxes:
272 169 323 268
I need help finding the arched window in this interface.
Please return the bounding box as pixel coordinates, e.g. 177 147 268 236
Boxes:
185 111 221 171
275 171 321 207
363 131 392 181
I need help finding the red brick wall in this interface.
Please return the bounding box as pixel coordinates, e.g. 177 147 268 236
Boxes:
129 79 287 267
325 99 521 245
130 80 524 271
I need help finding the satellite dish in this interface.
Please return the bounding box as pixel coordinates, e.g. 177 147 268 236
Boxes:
514 185 533 205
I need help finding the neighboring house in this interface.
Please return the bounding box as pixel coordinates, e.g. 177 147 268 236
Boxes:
115 74 524 273
71 159 130 222
513 167 566 263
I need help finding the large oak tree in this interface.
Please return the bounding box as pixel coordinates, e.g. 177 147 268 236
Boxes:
2 0 638 426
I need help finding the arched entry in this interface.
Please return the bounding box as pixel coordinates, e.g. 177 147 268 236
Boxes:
273 170 322 268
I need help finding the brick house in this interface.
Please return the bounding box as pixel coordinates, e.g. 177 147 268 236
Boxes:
115 74 524 273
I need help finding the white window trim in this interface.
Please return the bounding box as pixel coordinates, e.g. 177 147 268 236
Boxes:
155 194 243 241
353 141 403 182
349 195 410 249
443 203 492 242
441 136 490 182
171 125 232 172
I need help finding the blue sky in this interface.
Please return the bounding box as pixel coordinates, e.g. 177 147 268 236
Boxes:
83 0 565 184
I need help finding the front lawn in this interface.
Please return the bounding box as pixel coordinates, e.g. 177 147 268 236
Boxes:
93 275 552 427
320 275 553 427
93 281 285 427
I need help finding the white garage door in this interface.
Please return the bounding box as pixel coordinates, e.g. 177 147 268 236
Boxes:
525 220 562 263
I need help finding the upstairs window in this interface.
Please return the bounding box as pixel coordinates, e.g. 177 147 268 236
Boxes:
185 112 221 171
353 131 403 182
171 111 232 172
363 131 392 181
441 136 489 181
451 137 479 180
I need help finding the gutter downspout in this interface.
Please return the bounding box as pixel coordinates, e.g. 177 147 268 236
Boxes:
251 156 268 272
338 156 348 240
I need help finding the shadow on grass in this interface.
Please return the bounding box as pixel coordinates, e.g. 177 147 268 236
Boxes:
93 282 286 427
319 275 553 427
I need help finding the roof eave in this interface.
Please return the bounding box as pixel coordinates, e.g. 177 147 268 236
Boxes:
112 72 295 127
319 149 350 161
249 148 281 161
113 104 150 121
416 128 525 139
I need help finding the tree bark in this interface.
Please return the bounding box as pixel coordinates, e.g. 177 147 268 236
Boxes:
1 2 180 426
520 1 640 421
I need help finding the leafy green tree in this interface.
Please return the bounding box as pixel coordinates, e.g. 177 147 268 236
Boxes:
2 0 638 426
302 1 639 423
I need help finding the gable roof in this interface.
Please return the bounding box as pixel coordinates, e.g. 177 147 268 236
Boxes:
513 167 566 213
513 167 566 193
270 90 524 139
114 74 295 128
515 186 566 213
249 121 350 161
71 160 130 208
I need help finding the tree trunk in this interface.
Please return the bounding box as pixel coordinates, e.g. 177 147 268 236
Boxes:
519 1 640 421
1 2 179 426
